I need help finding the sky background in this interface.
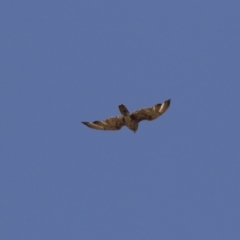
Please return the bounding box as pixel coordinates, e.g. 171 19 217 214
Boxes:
1 1 240 239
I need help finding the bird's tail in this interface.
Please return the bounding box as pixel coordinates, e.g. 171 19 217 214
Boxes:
118 104 130 116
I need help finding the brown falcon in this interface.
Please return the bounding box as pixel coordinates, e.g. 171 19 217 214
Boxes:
82 99 171 133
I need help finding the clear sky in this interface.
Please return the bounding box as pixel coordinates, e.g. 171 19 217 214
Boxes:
1 1 240 239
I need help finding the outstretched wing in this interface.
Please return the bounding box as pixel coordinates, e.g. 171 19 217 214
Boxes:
131 99 171 122
82 116 125 130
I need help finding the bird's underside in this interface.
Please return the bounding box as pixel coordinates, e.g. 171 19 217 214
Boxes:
82 99 171 133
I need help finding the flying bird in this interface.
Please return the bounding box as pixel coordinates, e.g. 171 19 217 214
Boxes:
82 99 171 133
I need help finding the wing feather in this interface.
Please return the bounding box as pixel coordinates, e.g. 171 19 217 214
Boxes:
130 99 171 122
82 116 125 130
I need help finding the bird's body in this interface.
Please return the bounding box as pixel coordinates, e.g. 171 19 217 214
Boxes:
82 99 171 133
123 115 139 132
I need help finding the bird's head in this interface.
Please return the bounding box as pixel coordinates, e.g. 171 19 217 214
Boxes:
129 124 138 133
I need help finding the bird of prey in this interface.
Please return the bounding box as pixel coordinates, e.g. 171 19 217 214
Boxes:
82 99 171 133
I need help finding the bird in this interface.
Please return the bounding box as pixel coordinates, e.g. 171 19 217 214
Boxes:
82 99 171 133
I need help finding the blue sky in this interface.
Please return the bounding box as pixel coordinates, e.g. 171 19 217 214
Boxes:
1 1 240 239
